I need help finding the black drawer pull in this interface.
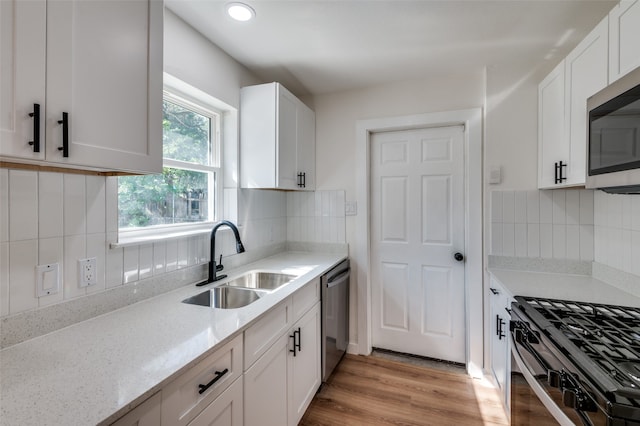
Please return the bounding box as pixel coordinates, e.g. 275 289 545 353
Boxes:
198 368 229 394
28 103 40 152
489 288 499 295
57 112 69 157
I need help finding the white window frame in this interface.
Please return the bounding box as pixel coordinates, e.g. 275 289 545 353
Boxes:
115 81 225 247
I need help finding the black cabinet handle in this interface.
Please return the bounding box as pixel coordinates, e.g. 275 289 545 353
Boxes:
496 315 506 340
289 327 301 356
297 172 306 188
296 327 301 352
198 368 229 394
554 161 567 184
57 112 69 157
28 103 40 152
489 287 499 295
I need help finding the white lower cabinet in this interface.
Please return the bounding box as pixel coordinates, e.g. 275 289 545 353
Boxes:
244 333 290 426
161 335 243 426
488 276 513 417
244 300 321 426
188 378 243 426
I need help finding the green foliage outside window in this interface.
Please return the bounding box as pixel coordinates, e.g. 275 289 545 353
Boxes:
118 99 213 228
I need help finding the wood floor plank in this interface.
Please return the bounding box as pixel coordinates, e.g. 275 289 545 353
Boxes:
300 354 509 426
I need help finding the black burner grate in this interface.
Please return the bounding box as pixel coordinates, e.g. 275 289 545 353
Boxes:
524 297 640 392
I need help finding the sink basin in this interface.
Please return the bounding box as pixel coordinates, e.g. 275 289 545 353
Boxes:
182 287 264 309
221 271 296 291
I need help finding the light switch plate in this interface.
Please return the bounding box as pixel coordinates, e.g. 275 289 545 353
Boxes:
345 201 357 216
36 263 60 297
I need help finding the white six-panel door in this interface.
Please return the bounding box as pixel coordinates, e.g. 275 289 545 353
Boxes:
371 125 466 363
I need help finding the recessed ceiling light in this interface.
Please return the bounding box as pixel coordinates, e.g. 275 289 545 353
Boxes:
226 2 255 21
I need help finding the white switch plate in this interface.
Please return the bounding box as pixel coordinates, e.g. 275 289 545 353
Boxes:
78 257 98 287
36 263 60 297
345 201 357 216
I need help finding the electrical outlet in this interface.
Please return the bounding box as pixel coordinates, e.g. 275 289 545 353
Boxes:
78 257 97 288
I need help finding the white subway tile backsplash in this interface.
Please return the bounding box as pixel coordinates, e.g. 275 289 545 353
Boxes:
106 233 123 288
552 224 566 259
502 223 515 256
491 223 503 255
165 240 178 272
539 191 553 224
105 177 119 234
0 170 8 243
527 224 540 258
502 191 515 224
138 244 153 280
514 224 527 257
9 170 38 241
153 242 166 275
580 225 594 262
514 192 527 224
177 238 188 269
565 191 579 226
552 191 566 224
86 176 106 235
491 191 502 223
607 194 623 229
9 240 38 314
38 173 63 239
632 196 640 231
526 190 539 224
1 242 9 316
609 228 624 271
565 225 580 260
621 230 632 275
579 190 594 225
123 246 139 284
594 191 607 226
540 224 553 258
63 174 86 237
622 195 633 231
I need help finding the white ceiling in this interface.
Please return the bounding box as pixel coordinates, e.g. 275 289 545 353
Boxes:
165 0 615 97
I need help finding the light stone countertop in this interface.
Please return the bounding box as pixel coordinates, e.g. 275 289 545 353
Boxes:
0 251 346 426
489 268 640 308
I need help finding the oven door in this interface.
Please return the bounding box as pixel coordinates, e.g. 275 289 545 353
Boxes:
510 321 589 426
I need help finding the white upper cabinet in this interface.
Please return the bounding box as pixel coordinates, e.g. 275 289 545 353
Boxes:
609 0 640 83
240 82 316 191
0 0 162 174
538 17 608 189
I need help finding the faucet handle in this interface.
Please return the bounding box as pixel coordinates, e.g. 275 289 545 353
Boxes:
216 254 224 272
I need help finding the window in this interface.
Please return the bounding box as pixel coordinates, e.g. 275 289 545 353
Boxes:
118 90 221 230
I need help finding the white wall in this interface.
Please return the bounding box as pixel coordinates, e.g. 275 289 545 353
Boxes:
311 71 485 345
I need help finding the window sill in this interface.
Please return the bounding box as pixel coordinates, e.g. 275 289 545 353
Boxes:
111 223 216 249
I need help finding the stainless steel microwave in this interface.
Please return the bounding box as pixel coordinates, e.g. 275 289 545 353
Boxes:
587 65 640 193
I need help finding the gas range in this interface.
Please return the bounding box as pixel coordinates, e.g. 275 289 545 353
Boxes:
511 296 640 425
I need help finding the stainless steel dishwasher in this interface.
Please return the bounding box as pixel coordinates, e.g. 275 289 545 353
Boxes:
321 259 350 382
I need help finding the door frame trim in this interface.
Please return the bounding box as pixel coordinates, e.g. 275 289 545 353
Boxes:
355 108 483 378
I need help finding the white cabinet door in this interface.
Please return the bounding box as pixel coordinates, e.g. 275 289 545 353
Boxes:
187 378 243 426
277 87 298 190
45 0 162 173
564 17 609 186
609 0 640 83
244 333 289 426
240 82 315 191
110 392 161 426
288 302 321 426
296 103 316 191
538 61 567 189
0 0 46 161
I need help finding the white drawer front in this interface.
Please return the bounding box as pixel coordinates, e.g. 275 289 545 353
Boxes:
187 377 243 426
292 278 320 322
161 334 243 426
244 298 291 370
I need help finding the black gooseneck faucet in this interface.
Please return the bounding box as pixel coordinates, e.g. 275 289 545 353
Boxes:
198 220 245 286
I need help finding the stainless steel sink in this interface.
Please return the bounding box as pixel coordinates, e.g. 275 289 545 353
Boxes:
182 287 264 309
221 271 296 291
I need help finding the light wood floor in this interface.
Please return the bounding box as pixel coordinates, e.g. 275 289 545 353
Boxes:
300 354 509 426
